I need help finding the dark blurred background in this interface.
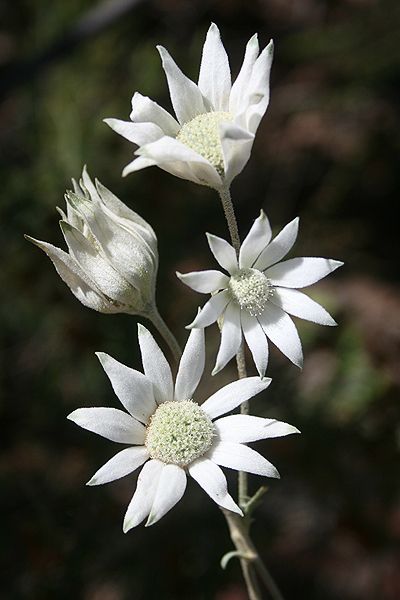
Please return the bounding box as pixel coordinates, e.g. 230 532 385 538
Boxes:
1 1 400 599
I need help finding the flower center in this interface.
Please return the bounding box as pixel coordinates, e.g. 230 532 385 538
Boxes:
176 111 233 176
145 400 214 467
228 268 274 317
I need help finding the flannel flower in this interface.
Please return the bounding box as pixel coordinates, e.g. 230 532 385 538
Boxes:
26 167 158 317
178 211 343 377
68 325 299 531
105 23 273 190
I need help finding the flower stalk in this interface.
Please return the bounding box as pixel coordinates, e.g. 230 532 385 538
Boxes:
217 186 249 505
218 186 284 600
148 306 182 366
223 510 284 600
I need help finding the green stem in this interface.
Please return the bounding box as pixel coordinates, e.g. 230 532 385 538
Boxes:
148 307 182 366
218 186 285 600
223 510 284 600
218 186 248 506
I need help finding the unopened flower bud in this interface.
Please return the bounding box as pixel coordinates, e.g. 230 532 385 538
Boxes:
26 167 158 317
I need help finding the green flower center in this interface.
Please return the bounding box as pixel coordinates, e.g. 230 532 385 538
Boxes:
176 111 233 176
228 268 274 317
145 400 214 467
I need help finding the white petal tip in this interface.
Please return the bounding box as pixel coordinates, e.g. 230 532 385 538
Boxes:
145 515 157 527
137 322 149 335
248 33 258 45
123 520 134 534
228 505 244 517
276 424 301 436
95 351 107 364
156 45 167 59
24 234 37 244
66 411 78 423
86 478 97 486
121 166 131 178
326 318 338 327
292 356 304 370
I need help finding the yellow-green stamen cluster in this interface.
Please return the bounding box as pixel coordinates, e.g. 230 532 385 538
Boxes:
229 268 273 316
176 111 233 176
145 400 214 467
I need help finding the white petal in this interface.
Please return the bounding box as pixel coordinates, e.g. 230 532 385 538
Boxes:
146 464 187 526
239 210 272 269
271 287 337 326
174 328 205 401
103 118 163 146
80 167 100 200
157 45 208 124
266 257 343 288
241 312 269 377
202 376 271 420
229 34 260 115
187 290 230 328
214 415 300 443
87 447 149 486
198 23 231 111
137 324 174 405
96 353 157 424
259 303 303 368
95 179 157 252
189 458 242 515
220 122 255 185
66 192 154 291
130 92 180 136
123 459 163 531
160 156 222 188
206 233 238 274
253 217 299 271
135 136 222 189
136 135 210 165
67 407 145 444
242 40 274 134
122 156 158 177
25 236 116 313
123 153 219 187
209 441 280 478
212 302 242 375
60 221 134 306
177 270 229 294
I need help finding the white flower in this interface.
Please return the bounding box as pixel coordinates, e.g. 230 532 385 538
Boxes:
105 23 273 189
26 167 158 317
178 211 343 377
68 325 299 531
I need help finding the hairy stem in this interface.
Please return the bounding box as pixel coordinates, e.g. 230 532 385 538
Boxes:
218 186 249 505
148 306 182 366
223 511 284 600
218 186 284 600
